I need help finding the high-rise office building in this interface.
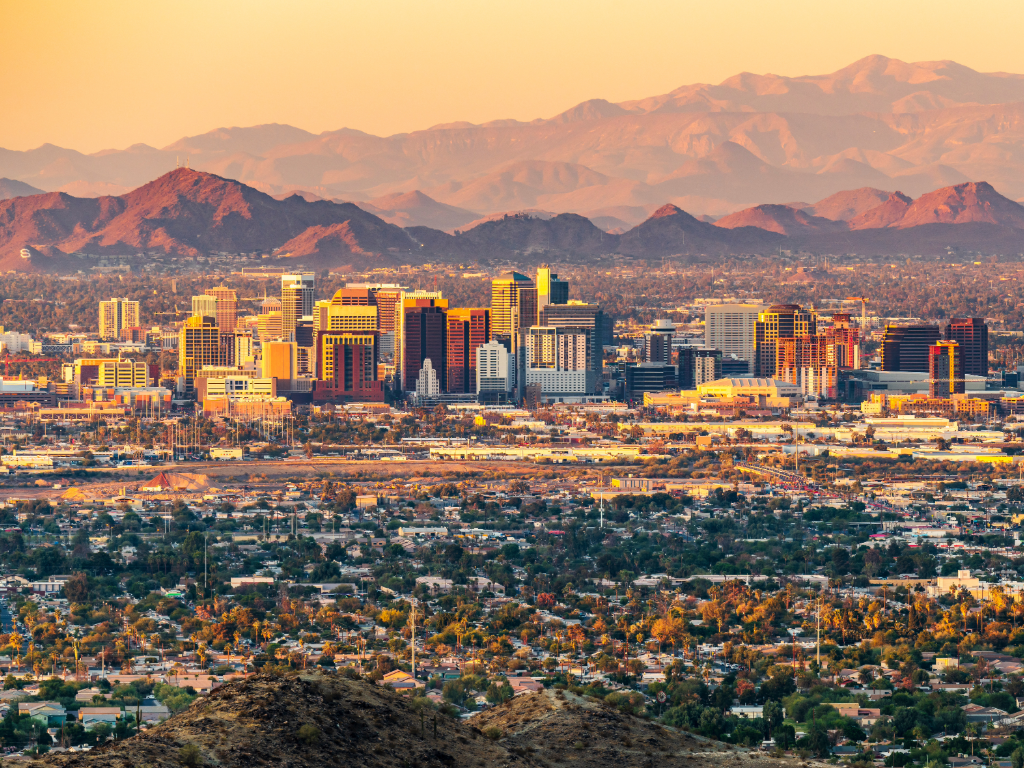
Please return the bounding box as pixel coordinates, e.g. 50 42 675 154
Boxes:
625 364 678 398
312 289 378 334
262 341 297 385
536 266 569 314
705 304 766 368
644 319 675 364
191 294 218 319
539 301 606 375
233 332 256 366
944 317 988 377
524 325 593 396
374 288 440 388
491 272 537 341
776 334 838 399
314 331 382 402
476 340 513 400
403 298 448 392
257 312 284 341
929 340 964 398
362 285 410 335
881 324 941 372
754 304 816 378
179 315 221 384
824 312 861 369
676 347 723 389
205 286 238 334
295 318 315 375
98 298 140 341
446 308 490 394
281 273 315 340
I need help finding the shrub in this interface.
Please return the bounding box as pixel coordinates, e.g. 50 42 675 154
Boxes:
297 724 321 745
483 726 503 741
179 743 202 768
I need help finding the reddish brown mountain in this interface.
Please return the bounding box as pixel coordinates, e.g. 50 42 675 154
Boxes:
892 181 1024 227
714 204 847 235
848 191 913 229
0 169 421 270
617 204 783 256
804 187 891 221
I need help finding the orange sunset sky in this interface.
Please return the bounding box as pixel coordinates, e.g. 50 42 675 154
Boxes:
6 0 1024 154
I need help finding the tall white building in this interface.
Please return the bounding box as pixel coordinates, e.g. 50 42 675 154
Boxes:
415 358 440 398
704 304 766 366
476 340 513 395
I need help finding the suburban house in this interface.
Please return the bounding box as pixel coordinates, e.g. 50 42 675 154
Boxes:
507 677 544 695
730 705 765 719
962 703 1008 723
138 705 172 723
830 703 882 725
18 701 66 726
377 669 424 690
79 707 122 729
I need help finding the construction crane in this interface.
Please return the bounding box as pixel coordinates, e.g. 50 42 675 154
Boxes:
154 305 188 318
2 356 58 376
845 296 869 324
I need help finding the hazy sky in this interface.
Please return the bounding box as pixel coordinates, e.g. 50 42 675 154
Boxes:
8 0 1024 153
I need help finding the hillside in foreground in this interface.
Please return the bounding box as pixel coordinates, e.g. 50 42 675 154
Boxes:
32 673 813 768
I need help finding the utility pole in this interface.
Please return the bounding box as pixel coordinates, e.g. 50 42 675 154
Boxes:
816 594 821 668
410 599 416 679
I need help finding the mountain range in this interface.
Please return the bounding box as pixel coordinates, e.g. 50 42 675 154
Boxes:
3 168 1024 272
8 55 1024 221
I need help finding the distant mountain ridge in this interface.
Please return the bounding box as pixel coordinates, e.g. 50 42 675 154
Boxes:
2 171 1024 272
7 56 1024 216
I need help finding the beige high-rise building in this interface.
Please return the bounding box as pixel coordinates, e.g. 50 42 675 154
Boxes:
490 272 537 341
257 312 284 341
98 298 140 340
179 315 221 384
754 304 816 378
96 359 150 388
191 294 218 319
205 286 238 334
281 273 315 340
704 303 767 367
312 289 379 334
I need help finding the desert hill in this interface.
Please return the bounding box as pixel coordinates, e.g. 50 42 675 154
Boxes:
357 190 479 231
0 168 421 270
474 687 790 768
9 56 1024 214
35 672 804 768
802 187 891 221
0 178 43 200
714 205 847 236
